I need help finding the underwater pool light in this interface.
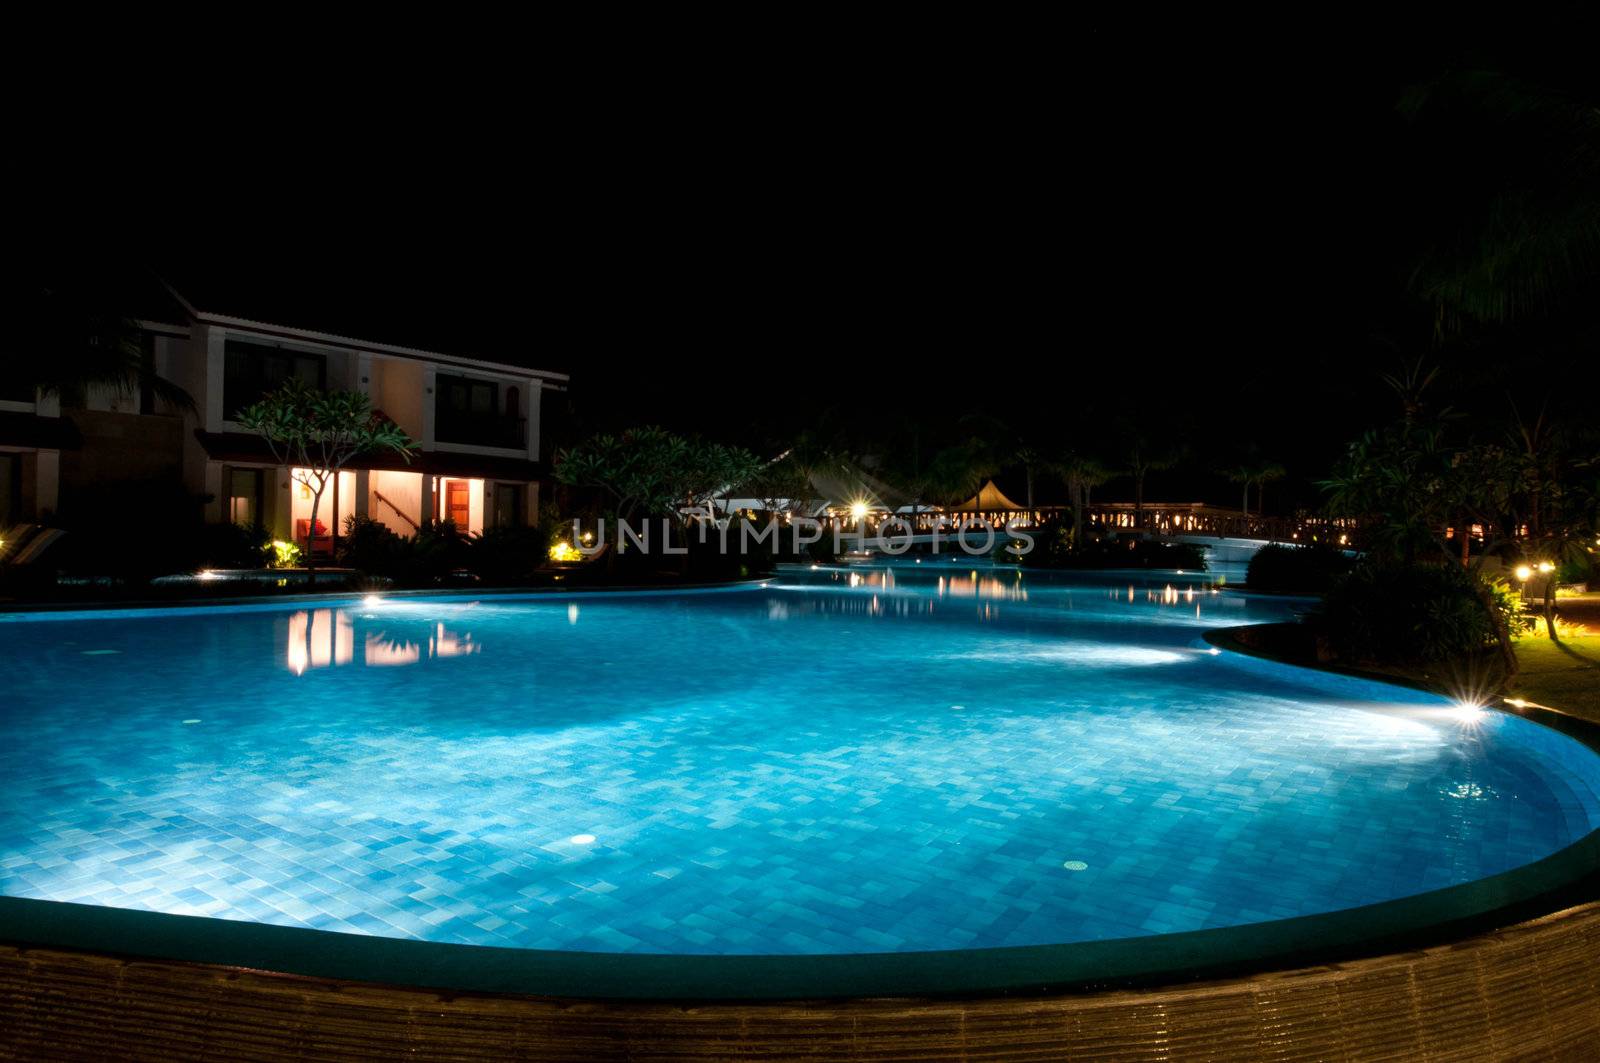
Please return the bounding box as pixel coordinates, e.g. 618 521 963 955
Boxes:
1445 701 1487 722
363 594 383 608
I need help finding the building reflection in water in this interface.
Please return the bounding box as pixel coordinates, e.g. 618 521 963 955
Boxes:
1105 583 1220 622
935 571 1028 603
286 609 479 674
286 609 353 675
780 566 1033 623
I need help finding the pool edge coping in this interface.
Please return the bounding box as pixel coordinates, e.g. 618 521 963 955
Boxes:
0 578 775 621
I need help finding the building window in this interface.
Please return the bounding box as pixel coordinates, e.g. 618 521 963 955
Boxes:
0 453 20 525
439 374 497 418
492 483 524 529
435 375 525 448
223 340 326 420
227 467 264 527
505 386 520 418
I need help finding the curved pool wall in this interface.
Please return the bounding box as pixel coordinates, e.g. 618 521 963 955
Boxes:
2 563 1599 1002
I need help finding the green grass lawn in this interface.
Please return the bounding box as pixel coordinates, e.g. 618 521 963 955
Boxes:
1510 633 1600 724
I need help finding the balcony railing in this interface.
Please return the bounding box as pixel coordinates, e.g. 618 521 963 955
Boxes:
435 412 526 450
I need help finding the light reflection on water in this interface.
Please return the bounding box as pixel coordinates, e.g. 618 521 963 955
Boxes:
286 609 479 674
4 559 1600 957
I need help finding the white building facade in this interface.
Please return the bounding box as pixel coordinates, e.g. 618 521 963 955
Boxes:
1 291 567 553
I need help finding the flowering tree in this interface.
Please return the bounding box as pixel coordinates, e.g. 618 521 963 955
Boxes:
555 426 761 568
238 378 415 584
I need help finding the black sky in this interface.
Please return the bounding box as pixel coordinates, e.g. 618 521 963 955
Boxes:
26 13 1600 510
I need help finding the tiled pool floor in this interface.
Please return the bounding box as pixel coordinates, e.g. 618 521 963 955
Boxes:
3 566 1598 954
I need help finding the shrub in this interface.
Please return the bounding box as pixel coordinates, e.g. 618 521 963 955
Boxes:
471 526 548 583
1247 543 1354 592
1019 522 1206 570
1320 562 1525 665
268 538 303 569
1557 552 1596 588
340 517 475 585
339 516 409 578
181 522 272 569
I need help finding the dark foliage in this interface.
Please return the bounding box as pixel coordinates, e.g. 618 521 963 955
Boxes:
1246 543 1355 593
1020 523 1206 570
191 522 272 569
339 516 476 585
1319 562 1523 665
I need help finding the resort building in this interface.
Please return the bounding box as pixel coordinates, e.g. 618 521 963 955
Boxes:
0 378 70 530
1 283 567 552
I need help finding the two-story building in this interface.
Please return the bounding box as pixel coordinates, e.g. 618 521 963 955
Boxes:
0 380 72 532
2 281 567 555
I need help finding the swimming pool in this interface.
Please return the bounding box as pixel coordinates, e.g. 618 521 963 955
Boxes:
3 563 1599 972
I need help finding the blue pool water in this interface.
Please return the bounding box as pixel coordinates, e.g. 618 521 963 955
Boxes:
3 562 1599 956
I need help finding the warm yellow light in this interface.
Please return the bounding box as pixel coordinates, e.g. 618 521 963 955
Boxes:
549 541 582 563
1537 561 1555 573
1514 565 1533 582
270 540 301 569
849 501 869 521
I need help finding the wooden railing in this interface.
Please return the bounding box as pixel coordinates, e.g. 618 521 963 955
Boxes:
918 502 1361 547
373 490 421 532
1083 504 1360 546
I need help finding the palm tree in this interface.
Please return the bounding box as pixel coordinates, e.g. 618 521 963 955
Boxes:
1254 463 1287 516
955 413 1046 512
1121 436 1180 529
1399 67 1600 332
1222 465 1253 517
22 275 195 412
1055 450 1111 545
1221 459 1284 518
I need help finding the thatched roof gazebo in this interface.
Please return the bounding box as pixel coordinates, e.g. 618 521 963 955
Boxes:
949 480 1024 514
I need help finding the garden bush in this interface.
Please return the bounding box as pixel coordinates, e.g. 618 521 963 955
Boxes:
1319 562 1525 665
339 516 412 578
1246 543 1354 592
471 526 551 583
341 514 572 586
1019 522 1206 570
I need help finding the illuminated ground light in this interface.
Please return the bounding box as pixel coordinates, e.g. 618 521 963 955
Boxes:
1444 701 1488 723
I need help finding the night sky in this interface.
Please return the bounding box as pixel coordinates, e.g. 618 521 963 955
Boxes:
28 15 1599 512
